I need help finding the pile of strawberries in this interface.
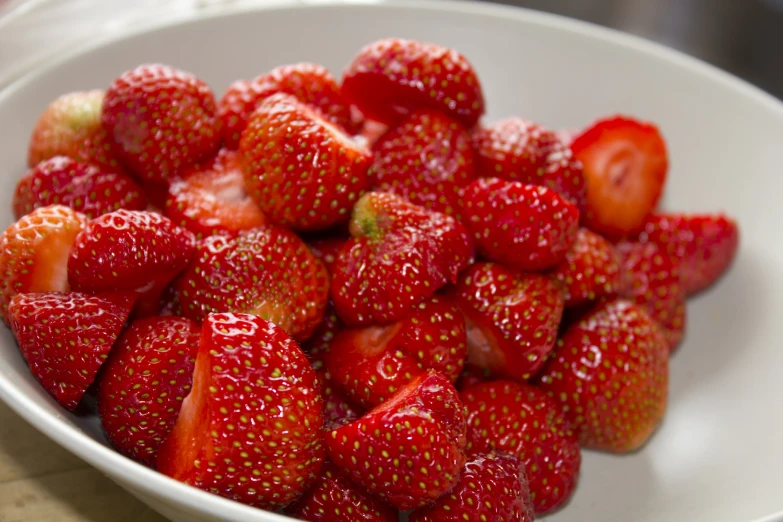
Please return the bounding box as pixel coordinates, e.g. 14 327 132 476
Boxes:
0 37 739 521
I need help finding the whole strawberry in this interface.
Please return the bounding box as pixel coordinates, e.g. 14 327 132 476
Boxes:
473 118 557 183
101 64 221 184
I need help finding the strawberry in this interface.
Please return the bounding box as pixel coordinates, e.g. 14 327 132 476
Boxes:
617 241 686 351
542 138 588 210
460 381 581 514
286 461 398 522
13 156 146 220
239 92 373 231
0 205 87 323
318 372 365 428
68 210 196 316
331 192 473 325
7 291 134 411
570 115 668 238
164 148 266 238
550 227 623 307
303 302 343 364
101 64 221 184
98 316 200 467
371 109 476 218
175 225 329 342
157 313 324 509
342 38 485 127
306 237 347 276
461 178 579 271
27 90 125 174
449 263 565 381
324 296 467 408
409 452 535 522
635 213 739 295
536 298 669 453
326 370 467 510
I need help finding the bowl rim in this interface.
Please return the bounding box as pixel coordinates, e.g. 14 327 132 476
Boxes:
1 1 782 521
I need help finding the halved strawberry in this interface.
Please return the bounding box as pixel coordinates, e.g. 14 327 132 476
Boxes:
462 178 579 271
326 370 467 510
157 313 324 509
13 156 146 220
164 148 266 238
331 192 473 325
570 115 668 238
175 225 329 341
0 205 87 323
409 452 535 522
536 298 669 453
371 109 476 218
98 316 200 467
461 381 581 514
635 213 739 295
342 38 485 126
7 291 134 411
449 263 565 381
324 296 466 408
239 93 373 231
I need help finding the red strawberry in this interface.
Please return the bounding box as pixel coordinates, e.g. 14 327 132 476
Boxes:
409 452 535 522
68 210 196 316
0 205 87 323
324 296 467 408
239 92 373 231
7 291 134 410
342 38 485 127
332 192 473 325
27 90 125 174
371 109 476 218
542 138 588 210
306 237 347 276
318 372 365 429
536 299 669 453
13 156 146 220
164 148 266 238
461 381 581 514
473 118 557 181
550 227 623 307
175 225 329 341
570 115 668 238
157 313 324 509
101 64 221 184
635 213 739 295
450 263 565 381
462 178 579 271
286 461 398 522
98 316 199 466
326 370 467 510
219 62 359 149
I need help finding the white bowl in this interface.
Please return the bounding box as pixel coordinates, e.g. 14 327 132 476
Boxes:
1 1 782 521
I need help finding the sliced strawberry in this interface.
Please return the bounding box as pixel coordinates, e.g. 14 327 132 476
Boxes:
371 109 476 218
157 313 324 509
175 226 329 341
239 93 373 231
0 205 87 323
571 115 668 238
7 291 134 411
286 461 398 522
98 316 199 466
409 452 535 522
550 227 623 307
102 64 221 184
635 213 739 295
331 192 473 325
536 298 669 453
164 148 266 239
449 263 565 381
342 38 485 126
461 381 581 514
462 178 579 271
326 370 467 510
325 296 466 408
13 156 146 220
306 237 347 276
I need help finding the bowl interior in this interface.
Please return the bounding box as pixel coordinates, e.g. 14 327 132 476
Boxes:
1 2 782 522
